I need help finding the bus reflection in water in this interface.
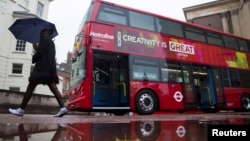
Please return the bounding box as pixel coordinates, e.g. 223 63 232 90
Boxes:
1 118 249 140
65 118 249 141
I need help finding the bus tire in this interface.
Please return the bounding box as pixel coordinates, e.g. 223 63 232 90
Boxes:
135 90 157 115
135 121 161 141
241 94 250 111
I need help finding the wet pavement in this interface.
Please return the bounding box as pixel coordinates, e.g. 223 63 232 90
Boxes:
0 112 250 140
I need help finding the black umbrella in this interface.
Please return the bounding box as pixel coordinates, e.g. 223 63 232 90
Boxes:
8 18 58 43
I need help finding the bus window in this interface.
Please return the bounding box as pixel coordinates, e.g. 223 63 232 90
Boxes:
184 27 206 43
71 46 87 87
221 68 240 87
160 60 182 83
94 60 110 84
129 11 155 31
238 39 249 52
78 4 93 33
212 68 225 105
207 32 224 46
221 68 230 86
223 35 239 50
212 68 222 85
156 17 184 37
182 64 193 83
95 69 109 83
131 57 159 81
97 4 128 26
193 66 208 86
229 69 240 87
239 70 250 87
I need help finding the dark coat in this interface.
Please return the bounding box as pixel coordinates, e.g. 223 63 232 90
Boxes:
29 36 59 84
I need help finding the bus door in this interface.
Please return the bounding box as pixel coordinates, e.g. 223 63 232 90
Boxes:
93 52 129 107
116 56 129 105
211 68 226 107
193 66 217 108
182 64 197 107
93 59 110 105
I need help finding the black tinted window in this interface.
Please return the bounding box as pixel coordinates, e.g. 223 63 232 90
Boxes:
207 32 223 46
185 27 206 42
97 4 128 25
223 35 238 50
156 18 184 37
129 11 155 31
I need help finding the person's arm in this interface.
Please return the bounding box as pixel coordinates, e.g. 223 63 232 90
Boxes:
32 43 38 51
32 38 49 63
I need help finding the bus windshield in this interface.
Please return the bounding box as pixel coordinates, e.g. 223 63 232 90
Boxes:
71 35 87 87
77 3 93 33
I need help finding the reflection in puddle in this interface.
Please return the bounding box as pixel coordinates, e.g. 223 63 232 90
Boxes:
0 123 66 141
0 118 249 141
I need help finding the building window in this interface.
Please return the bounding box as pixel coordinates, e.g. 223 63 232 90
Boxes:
16 40 26 52
12 63 23 74
36 2 44 17
9 87 20 91
63 82 70 90
19 0 29 8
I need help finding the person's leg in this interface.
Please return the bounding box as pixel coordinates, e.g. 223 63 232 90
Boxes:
20 82 38 109
9 81 37 116
48 83 64 108
48 83 68 117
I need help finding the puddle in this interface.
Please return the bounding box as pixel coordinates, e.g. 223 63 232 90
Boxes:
0 118 249 141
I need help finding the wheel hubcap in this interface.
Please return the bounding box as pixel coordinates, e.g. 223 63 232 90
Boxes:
242 97 250 109
139 93 154 111
139 121 155 136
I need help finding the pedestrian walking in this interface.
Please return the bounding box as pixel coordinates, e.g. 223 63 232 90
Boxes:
9 28 68 117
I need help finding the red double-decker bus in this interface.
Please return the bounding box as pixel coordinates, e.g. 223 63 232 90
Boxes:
68 0 250 115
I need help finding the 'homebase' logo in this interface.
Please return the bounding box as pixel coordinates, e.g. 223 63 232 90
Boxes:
90 31 114 40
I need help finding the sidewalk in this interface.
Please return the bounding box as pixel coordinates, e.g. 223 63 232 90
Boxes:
1 112 250 124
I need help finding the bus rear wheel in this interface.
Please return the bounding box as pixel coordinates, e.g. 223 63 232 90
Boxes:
135 121 161 141
135 90 157 115
241 94 250 111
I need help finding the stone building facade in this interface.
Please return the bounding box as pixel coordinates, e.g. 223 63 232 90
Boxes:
57 51 72 97
0 0 64 96
183 0 250 39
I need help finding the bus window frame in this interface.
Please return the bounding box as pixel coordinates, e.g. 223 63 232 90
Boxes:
130 56 160 81
160 60 182 83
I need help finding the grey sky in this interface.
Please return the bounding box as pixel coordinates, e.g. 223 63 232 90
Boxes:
48 0 216 63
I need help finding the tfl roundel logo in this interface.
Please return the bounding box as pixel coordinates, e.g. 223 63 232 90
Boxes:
173 91 183 102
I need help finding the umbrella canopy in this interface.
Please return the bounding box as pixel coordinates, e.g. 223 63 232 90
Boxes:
8 18 58 43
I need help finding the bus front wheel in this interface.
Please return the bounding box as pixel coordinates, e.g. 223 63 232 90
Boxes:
241 94 250 111
135 90 157 115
